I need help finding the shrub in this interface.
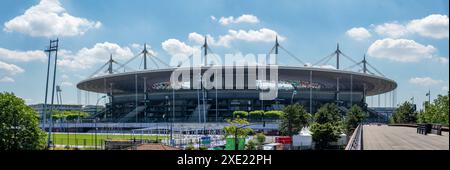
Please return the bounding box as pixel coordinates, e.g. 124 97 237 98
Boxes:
233 111 248 118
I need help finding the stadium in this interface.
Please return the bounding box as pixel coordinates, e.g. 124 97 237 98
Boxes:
76 38 397 124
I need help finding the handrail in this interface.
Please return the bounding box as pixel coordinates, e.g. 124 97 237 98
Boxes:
345 124 363 150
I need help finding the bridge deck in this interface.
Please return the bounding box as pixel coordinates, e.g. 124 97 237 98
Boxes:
363 125 449 150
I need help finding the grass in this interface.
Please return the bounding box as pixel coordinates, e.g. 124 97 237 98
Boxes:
49 133 168 147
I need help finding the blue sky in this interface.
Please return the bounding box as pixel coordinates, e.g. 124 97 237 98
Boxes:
0 0 448 109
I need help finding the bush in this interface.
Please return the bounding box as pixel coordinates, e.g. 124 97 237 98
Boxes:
233 111 248 118
264 110 283 119
249 110 264 119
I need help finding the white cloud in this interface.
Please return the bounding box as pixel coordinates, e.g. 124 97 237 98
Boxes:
3 0 101 37
210 16 217 21
0 76 15 83
374 22 409 38
434 57 449 64
442 86 449 91
0 48 46 62
407 14 449 39
61 81 73 86
346 27 372 41
58 42 134 70
367 38 437 62
218 14 260 26
0 60 25 75
409 77 443 86
372 14 449 39
161 39 200 57
189 28 285 48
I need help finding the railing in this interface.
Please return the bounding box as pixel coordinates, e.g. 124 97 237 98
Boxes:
345 124 363 150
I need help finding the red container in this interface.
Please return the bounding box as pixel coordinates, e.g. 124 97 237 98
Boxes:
275 136 292 144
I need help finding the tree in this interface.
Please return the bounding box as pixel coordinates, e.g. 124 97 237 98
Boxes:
255 132 266 150
0 92 46 150
390 101 417 124
418 94 449 125
310 103 343 150
246 139 257 150
280 104 311 136
344 105 366 135
223 118 253 139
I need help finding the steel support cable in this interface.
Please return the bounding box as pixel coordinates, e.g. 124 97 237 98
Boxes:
279 45 307 65
313 51 336 66
177 54 194 67
366 62 385 77
339 51 361 65
113 60 135 73
114 52 144 71
89 62 109 78
147 56 160 69
147 52 170 67
343 61 363 71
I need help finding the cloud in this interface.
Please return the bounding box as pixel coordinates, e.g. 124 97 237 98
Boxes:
60 81 73 86
218 14 260 26
346 27 372 41
58 42 134 70
189 28 285 48
407 14 449 39
367 38 437 62
210 16 217 21
0 76 15 83
372 14 449 39
162 39 200 57
3 0 101 37
374 22 409 38
0 60 25 75
409 77 443 86
434 57 449 64
443 86 449 91
0 48 46 62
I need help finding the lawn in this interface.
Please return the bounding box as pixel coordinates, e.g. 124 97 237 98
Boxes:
49 133 168 147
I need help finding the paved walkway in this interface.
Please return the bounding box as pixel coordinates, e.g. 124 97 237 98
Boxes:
363 125 449 150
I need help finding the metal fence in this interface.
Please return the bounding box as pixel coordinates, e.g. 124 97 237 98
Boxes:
345 124 363 150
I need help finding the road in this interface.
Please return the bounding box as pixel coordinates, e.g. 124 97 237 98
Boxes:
363 125 449 150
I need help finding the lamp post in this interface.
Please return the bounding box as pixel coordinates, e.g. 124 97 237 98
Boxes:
291 90 297 103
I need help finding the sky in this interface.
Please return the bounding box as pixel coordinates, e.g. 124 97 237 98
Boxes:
0 0 448 110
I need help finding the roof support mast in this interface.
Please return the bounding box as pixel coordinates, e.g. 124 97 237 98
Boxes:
108 54 113 74
143 44 148 70
275 36 279 65
203 37 208 66
336 43 340 70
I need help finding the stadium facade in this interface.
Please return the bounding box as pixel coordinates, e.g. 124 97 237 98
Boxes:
76 39 397 123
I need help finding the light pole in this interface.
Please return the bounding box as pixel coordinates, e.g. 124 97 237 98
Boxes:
291 90 297 103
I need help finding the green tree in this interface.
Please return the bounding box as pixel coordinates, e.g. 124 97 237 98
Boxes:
0 92 46 150
344 105 366 135
418 94 449 125
246 139 257 150
390 101 417 124
255 132 266 150
223 118 253 139
310 103 343 150
280 104 311 136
